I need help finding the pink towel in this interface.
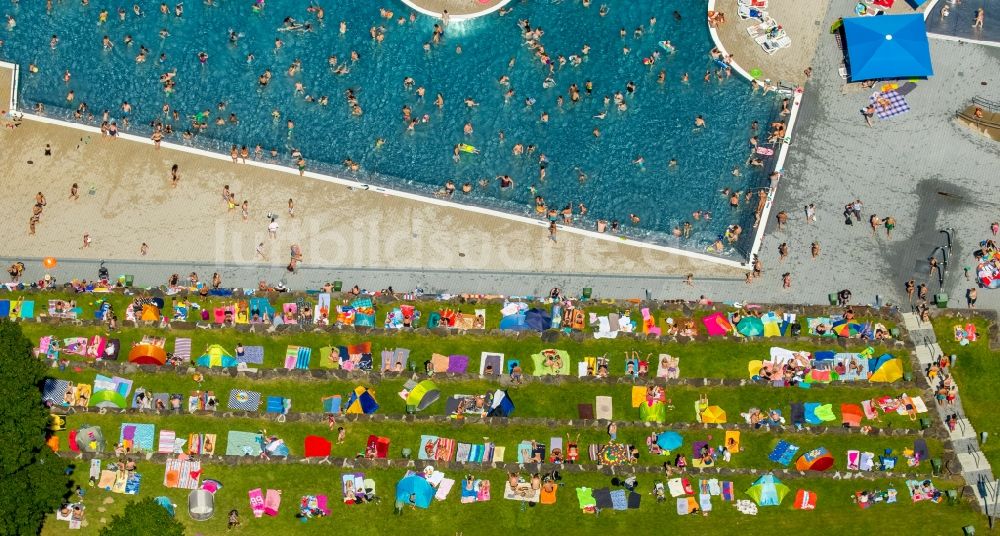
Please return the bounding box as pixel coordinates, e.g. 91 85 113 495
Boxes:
249 488 264 518
316 494 329 515
264 489 281 516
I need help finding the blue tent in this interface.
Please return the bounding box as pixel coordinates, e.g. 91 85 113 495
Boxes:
844 14 933 81
396 475 435 509
523 308 552 332
487 389 515 417
499 308 552 332
346 386 379 414
656 431 683 451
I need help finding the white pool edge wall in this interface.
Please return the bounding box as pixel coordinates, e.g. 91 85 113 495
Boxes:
399 0 514 22
707 0 805 267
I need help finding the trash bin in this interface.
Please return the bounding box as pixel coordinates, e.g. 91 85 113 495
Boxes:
333 280 343 292
903 372 913 382
934 293 948 308
930 458 942 475
828 293 838 306
963 525 975 536
919 418 932 430
890 327 901 339
124 274 134 287
581 287 593 300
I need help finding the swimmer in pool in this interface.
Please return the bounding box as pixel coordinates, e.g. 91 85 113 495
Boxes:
694 115 706 128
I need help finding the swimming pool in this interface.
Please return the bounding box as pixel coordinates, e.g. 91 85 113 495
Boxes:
0 0 781 259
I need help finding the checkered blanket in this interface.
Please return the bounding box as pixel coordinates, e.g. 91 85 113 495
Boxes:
868 90 910 119
42 379 71 405
239 345 264 365
227 389 261 411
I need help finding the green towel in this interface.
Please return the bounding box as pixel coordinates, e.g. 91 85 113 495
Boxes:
530 350 571 376
815 403 836 422
577 487 596 508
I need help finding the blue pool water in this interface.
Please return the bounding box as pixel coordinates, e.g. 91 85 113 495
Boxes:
0 0 781 258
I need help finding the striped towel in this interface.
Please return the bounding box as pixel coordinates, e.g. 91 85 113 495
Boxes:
158 430 176 454
868 90 910 119
284 346 312 369
173 338 191 362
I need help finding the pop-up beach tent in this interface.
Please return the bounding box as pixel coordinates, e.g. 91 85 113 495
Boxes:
746 474 791 506
843 13 933 81
188 489 215 521
128 343 167 366
487 389 515 417
396 475 435 509
346 386 379 414
196 344 238 368
795 447 835 472
404 380 440 412
75 426 105 453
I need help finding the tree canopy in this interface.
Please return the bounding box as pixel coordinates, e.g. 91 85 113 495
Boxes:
99 497 185 536
0 320 70 534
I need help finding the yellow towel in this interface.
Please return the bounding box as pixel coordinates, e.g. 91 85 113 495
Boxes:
631 386 646 408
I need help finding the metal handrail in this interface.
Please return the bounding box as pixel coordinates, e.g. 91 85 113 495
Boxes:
973 96 1000 113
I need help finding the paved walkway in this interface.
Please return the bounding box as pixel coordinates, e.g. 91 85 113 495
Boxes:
902 312 995 512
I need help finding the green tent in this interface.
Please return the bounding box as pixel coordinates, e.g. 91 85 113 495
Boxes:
639 401 667 423
405 380 440 412
746 474 790 506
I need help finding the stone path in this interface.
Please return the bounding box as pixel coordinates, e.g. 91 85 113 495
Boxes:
902 311 996 513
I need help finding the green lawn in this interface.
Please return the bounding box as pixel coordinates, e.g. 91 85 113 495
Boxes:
932 314 1000 467
23 319 907 380
43 463 981 536
11 297 947 536
49 412 941 474
47 367 928 430
8 289 895 333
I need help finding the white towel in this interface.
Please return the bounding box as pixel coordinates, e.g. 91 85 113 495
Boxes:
435 478 455 501
667 478 685 498
595 396 613 420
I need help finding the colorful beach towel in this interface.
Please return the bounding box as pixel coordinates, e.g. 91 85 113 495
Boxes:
227 431 263 456
119 423 155 452
284 346 312 370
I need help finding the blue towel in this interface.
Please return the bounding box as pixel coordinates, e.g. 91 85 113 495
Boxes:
803 402 821 425
265 396 285 414
610 489 628 510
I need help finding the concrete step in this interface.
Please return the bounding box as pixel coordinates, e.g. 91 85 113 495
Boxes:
948 419 979 441
902 313 921 331
914 345 936 365
957 452 993 474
